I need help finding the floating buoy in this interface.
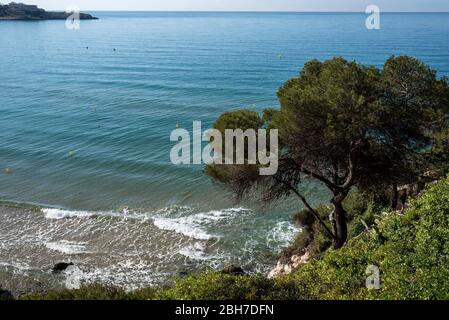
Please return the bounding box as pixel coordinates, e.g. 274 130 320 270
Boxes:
4 168 12 174
278 54 283 60
68 150 76 157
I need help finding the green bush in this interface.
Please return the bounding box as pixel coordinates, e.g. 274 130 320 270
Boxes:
287 205 333 260
285 175 449 300
20 284 132 300
343 190 368 222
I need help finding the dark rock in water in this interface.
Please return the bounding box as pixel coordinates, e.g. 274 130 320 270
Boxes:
0 288 14 300
221 265 245 276
178 271 189 278
0 3 98 20
53 262 74 273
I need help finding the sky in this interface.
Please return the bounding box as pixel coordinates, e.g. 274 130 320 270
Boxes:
10 0 449 12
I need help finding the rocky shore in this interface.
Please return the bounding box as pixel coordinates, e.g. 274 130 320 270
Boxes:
268 249 310 278
0 3 98 20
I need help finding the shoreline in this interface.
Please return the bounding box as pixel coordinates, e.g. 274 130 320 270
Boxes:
0 201 296 297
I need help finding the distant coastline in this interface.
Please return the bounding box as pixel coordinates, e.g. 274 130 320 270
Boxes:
0 2 98 20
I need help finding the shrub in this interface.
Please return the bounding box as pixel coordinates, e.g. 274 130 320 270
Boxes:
20 284 131 300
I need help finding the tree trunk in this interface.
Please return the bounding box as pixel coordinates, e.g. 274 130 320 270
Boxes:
391 183 398 211
331 197 348 249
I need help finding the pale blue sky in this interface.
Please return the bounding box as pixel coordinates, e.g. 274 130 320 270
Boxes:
12 0 449 12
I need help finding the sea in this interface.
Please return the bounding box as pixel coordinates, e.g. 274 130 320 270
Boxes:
0 12 448 291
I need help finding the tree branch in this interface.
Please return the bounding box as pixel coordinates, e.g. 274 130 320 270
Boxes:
273 176 336 240
287 157 340 191
341 140 363 189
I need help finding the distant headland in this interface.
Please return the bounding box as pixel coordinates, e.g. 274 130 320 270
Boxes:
0 2 98 20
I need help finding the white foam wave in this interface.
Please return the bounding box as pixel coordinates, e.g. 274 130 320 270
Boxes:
65 260 165 291
0 261 32 271
41 206 252 241
41 205 194 221
42 208 93 220
153 217 211 240
153 207 251 240
178 242 208 260
45 240 90 255
266 221 301 253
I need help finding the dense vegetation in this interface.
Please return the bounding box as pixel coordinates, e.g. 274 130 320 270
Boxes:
18 175 449 300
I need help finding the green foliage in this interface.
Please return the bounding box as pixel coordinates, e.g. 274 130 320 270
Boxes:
343 190 368 222
274 56 447 190
430 128 449 174
204 109 265 185
154 272 270 300
284 205 334 261
19 284 158 300
213 110 263 134
20 284 134 300
348 211 375 239
343 189 387 238
293 208 317 227
289 175 449 299
287 192 378 261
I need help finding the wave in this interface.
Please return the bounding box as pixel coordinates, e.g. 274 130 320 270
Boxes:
42 208 94 220
153 207 251 240
0 261 32 271
41 206 252 241
45 240 90 255
153 217 212 240
266 221 300 253
42 207 153 221
178 242 209 261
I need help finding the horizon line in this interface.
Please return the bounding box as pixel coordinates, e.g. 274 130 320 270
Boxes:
80 10 449 13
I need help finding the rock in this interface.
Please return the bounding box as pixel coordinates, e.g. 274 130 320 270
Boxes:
222 265 245 276
53 262 74 273
0 3 98 20
179 271 189 278
268 250 310 279
0 288 14 300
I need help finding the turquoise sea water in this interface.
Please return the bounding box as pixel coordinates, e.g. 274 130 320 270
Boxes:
1 12 449 290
